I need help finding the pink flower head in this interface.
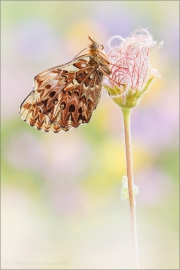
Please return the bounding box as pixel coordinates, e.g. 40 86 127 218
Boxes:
107 28 162 94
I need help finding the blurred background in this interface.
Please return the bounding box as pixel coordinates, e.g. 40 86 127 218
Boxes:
1 1 179 269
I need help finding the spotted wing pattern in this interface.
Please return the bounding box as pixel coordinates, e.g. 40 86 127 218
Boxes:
20 36 111 133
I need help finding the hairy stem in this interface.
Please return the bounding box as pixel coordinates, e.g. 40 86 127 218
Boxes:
122 107 140 269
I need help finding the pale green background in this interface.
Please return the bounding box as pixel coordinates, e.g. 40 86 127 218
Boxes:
1 1 179 269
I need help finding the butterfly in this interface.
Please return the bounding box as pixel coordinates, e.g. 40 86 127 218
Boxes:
20 36 111 133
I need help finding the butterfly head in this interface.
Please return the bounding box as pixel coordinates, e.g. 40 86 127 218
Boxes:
88 36 104 51
88 36 111 76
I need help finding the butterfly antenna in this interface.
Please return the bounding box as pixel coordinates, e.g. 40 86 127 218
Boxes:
71 47 89 61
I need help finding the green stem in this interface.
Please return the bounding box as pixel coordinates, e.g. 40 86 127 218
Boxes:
122 107 140 269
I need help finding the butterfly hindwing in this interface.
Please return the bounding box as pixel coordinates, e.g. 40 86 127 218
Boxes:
20 37 110 133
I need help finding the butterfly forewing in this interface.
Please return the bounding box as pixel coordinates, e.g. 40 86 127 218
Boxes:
20 37 110 133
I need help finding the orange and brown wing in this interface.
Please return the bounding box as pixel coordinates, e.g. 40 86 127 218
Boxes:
20 55 104 132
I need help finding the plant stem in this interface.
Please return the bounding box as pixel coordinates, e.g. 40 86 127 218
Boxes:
122 107 140 269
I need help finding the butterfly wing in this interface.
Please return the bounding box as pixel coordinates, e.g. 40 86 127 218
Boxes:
20 55 104 132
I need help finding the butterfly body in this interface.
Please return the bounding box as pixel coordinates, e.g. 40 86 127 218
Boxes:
20 36 111 132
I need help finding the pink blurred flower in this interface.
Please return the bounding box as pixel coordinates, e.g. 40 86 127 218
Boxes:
107 28 162 94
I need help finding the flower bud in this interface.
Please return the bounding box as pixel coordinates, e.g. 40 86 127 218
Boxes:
121 175 139 201
104 28 163 108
